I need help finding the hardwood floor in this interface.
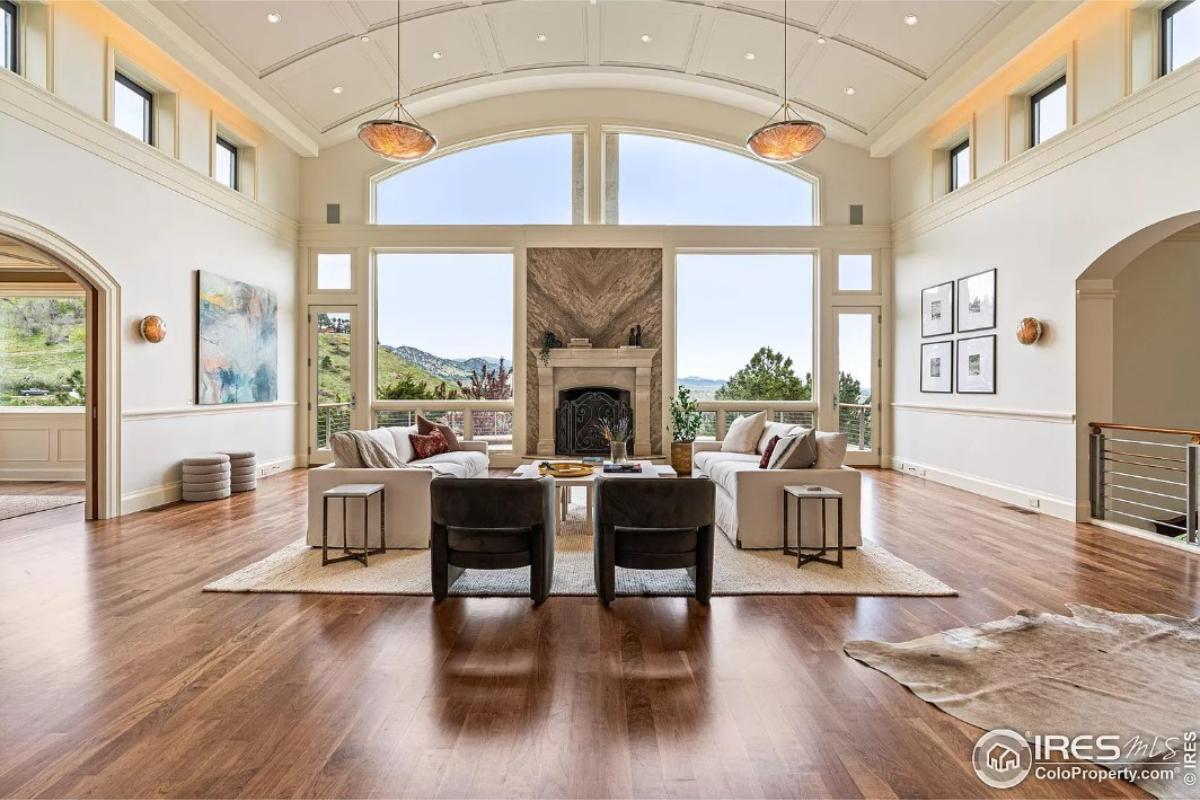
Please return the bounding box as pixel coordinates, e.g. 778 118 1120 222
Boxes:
1 468 1197 799
0 480 85 497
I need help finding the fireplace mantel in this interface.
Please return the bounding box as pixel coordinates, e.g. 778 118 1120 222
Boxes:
531 348 658 457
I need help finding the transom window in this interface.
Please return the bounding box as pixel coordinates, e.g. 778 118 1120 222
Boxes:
1162 0 1200 75
949 139 971 191
1 0 16 74
1029 76 1067 147
608 132 816 225
215 136 238 190
374 133 578 225
113 72 153 145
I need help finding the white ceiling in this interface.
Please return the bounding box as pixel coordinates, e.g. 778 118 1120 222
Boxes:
149 0 1031 152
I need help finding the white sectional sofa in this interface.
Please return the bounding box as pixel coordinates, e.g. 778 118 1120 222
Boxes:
307 426 488 550
692 427 862 550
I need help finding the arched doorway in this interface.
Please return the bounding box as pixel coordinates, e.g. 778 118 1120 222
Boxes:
1076 211 1200 540
0 212 120 519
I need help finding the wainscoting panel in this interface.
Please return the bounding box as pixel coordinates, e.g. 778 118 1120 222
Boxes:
526 247 663 454
0 409 86 481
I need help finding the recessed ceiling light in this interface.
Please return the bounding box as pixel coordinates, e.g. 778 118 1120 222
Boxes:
744 51 756 60
816 36 826 44
844 86 856 95
332 85 344 94
266 12 281 24
360 35 370 43
432 51 443 59
535 33 548 42
904 14 919 26
640 33 653 43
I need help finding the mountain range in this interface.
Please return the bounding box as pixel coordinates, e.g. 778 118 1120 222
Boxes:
677 375 725 399
383 345 504 385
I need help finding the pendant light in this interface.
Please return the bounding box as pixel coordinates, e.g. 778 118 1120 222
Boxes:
357 0 437 161
746 0 825 162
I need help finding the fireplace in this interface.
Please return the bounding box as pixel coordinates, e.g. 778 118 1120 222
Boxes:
555 386 633 456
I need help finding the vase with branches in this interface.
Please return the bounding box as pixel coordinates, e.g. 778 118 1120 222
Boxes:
601 418 631 463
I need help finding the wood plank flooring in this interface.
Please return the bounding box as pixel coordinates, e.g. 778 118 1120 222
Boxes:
1 468 1197 799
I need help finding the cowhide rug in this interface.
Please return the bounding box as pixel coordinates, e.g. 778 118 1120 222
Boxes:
845 604 1200 798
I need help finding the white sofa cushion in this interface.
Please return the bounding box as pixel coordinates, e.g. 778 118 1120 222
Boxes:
365 427 398 458
414 450 488 478
386 426 417 463
814 431 849 469
721 410 767 454
757 421 801 455
694 450 758 474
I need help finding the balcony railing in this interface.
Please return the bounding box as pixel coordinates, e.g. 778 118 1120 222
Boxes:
1089 422 1200 544
373 398 514 451
695 401 817 440
838 402 873 451
316 401 351 449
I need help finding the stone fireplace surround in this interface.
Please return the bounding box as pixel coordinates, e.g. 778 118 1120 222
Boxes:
535 348 657 457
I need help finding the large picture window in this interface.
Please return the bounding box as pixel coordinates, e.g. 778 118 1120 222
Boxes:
375 253 514 448
1162 0 1200 75
676 253 814 435
0 295 86 407
609 133 816 225
374 134 577 225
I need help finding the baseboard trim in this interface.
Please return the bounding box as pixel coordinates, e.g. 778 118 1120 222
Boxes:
888 456 1077 521
120 454 303 515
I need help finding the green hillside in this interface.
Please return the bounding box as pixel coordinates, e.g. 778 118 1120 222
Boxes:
0 297 87 406
315 332 449 404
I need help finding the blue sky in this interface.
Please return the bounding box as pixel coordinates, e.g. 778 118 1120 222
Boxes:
373 133 870 390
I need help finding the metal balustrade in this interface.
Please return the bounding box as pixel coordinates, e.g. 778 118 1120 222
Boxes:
838 402 872 451
1089 422 1200 544
373 399 514 451
695 401 817 440
316 402 352 449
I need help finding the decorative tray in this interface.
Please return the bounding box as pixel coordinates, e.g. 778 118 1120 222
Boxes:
537 462 595 478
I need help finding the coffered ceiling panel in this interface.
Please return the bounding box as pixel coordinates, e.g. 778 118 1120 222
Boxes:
180 0 354 73
837 0 1002 75
485 1 588 70
698 11 816 95
599 1 701 71
791 39 922 131
148 0 1038 151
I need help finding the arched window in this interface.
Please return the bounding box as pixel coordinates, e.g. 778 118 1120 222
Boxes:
606 132 817 226
373 132 580 225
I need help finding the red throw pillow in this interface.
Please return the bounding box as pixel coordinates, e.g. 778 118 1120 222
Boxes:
759 435 781 469
409 429 449 460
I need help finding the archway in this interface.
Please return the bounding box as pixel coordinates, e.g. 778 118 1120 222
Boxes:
0 212 120 519
1075 210 1200 536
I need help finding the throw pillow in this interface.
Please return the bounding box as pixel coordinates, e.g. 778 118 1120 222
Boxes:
757 421 800 455
417 415 461 451
410 429 450 460
329 432 363 468
813 431 849 469
768 429 819 470
758 435 781 469
721 410 767 454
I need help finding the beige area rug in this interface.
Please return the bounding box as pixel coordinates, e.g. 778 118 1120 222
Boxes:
205 506 955 598
0 494 83 521
845 604 1200 798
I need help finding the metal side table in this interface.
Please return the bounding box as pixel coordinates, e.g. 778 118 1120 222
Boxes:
782 484 844 569
322 483 386 567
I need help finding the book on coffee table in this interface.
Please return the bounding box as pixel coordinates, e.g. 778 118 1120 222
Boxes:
602 463 642 474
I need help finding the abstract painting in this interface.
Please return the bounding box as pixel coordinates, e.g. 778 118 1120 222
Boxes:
196 270 278 404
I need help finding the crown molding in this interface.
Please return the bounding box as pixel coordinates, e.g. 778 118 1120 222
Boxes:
1 71 298 242
99 0 319 157
891 62 1200 245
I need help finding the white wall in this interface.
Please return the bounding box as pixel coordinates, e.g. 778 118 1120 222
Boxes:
889 1 1200 520
1113 235 1200 431
1 1 303 513
300 89 891 227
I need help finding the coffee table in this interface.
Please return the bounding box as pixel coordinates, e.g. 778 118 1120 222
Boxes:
511 461 676 524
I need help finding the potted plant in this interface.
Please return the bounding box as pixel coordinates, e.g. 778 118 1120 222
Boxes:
668 387 703 475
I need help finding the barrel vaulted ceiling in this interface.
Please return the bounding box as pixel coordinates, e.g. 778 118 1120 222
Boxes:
147 0 1045 152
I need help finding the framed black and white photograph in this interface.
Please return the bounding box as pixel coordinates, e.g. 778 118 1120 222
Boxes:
957 268 996 332
956 334 996 394
921 280 954 337
920 341 953 393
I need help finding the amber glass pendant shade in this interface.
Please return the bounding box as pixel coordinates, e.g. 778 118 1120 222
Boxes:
357 119 437 162
139 315 166 343
746 119 827 162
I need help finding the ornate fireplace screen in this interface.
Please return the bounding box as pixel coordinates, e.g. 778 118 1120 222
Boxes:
555 387 633 456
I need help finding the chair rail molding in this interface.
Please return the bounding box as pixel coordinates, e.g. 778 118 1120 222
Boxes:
891 401 1076 424
122 401 298 421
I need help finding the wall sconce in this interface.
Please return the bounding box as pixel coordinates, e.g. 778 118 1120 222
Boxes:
140 315 167 343
1016 317 1043 345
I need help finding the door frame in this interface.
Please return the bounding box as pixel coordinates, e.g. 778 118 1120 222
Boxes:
830 305 881 466
307 305 363 464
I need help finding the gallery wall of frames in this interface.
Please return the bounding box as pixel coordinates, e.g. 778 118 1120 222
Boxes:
919 268 996 395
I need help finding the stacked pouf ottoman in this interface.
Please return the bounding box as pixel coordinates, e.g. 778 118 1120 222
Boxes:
182 454 230 502
222 450 258 493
